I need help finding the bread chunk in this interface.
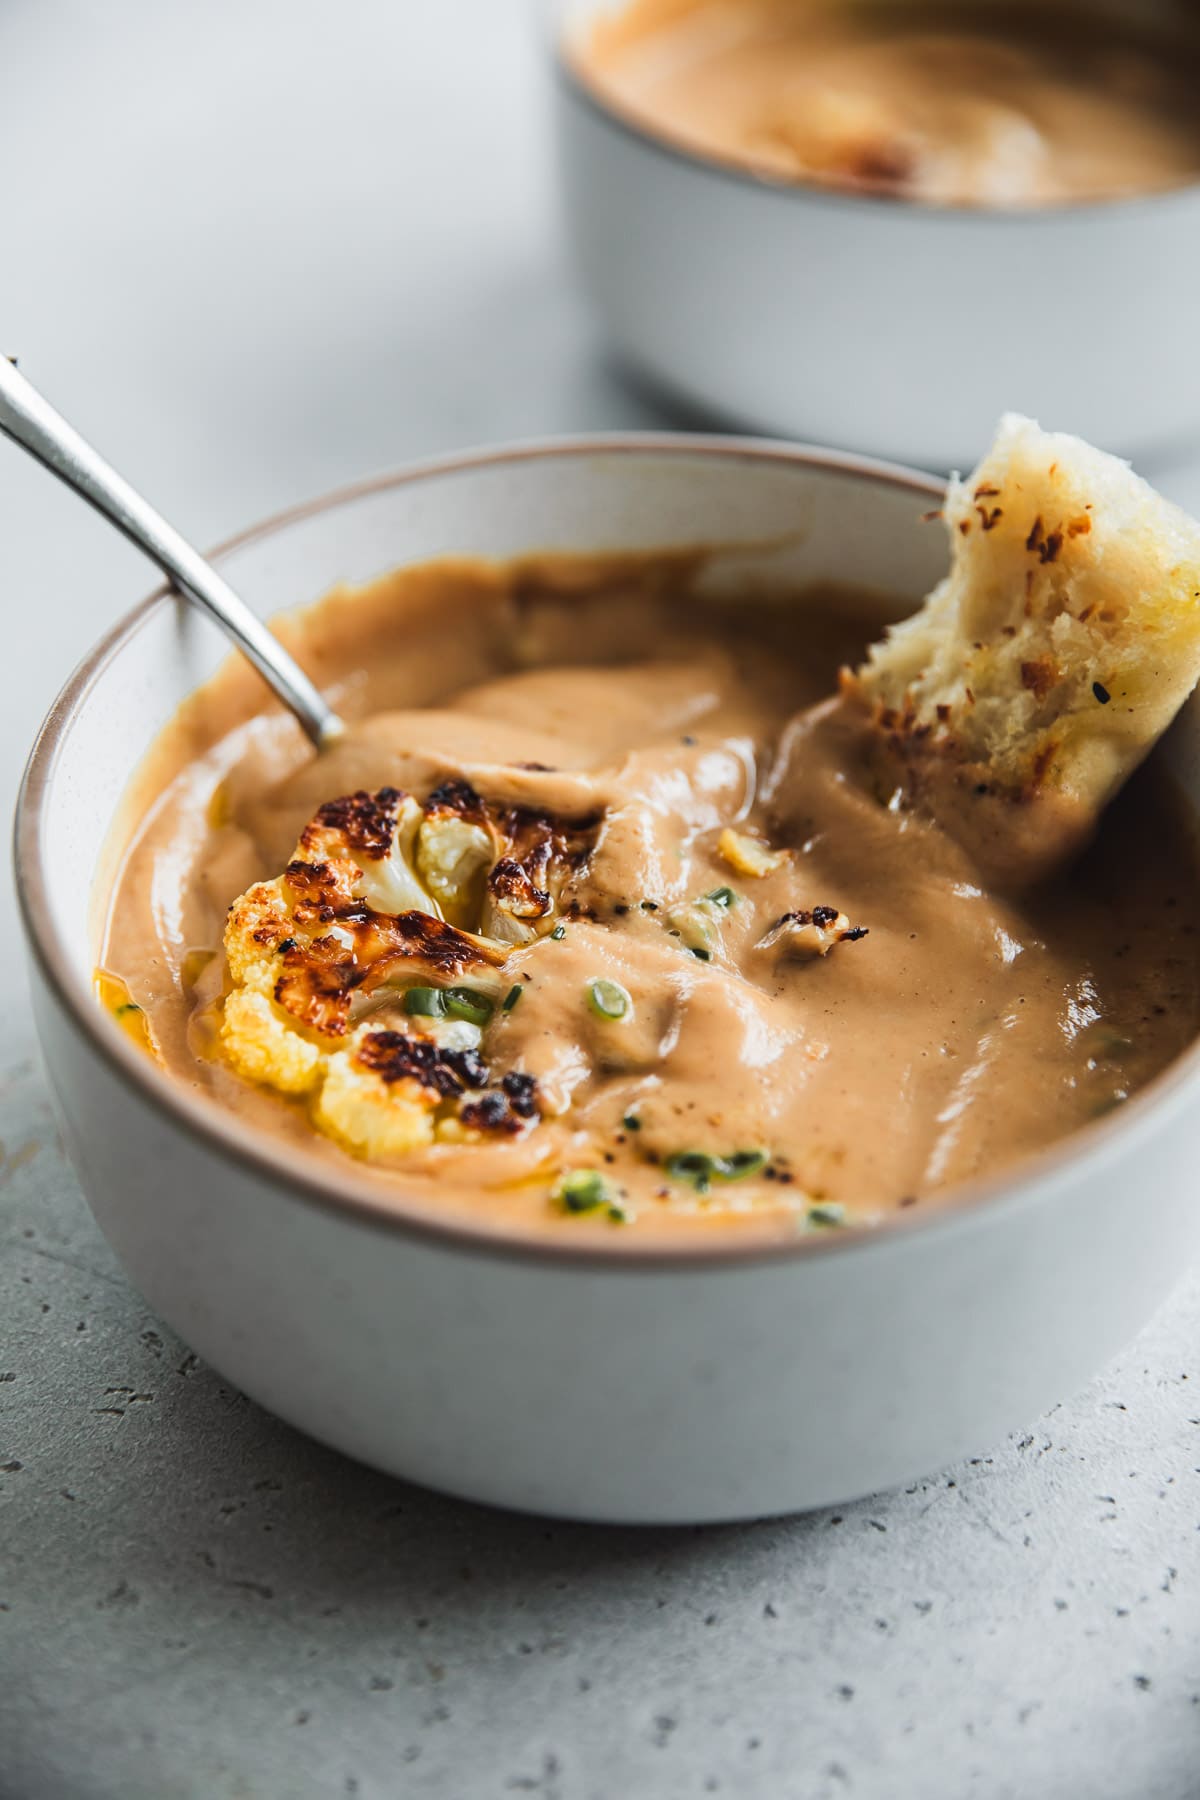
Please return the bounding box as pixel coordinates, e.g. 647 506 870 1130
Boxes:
847 414 1200 884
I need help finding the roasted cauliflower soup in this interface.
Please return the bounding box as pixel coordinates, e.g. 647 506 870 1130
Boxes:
570 0 1200 208
97 548 1200 1245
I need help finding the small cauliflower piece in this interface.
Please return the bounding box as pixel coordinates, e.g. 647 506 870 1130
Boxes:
664 900 715 955
482 871 547 945
756 907 868 960
357 793 439 917
417 812 492 923
216 780 564 1162
221 871 345 1085
223 877 293 989
221 871 338 1091
220 989 325 1094
482 845 560 946
848 413 1200 884
314 1030 439 1158
664 891 738 957
717 828 788 879
301 788 440 918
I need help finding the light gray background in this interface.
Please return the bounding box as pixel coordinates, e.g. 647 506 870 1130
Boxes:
2 4 1198 1796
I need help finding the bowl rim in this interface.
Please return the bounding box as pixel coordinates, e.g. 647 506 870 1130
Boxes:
554 37 1200 224
16 430 1200 1271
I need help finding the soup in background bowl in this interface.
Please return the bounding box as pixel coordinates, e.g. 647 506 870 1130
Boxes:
571 0 1200 208
553 1 1200 461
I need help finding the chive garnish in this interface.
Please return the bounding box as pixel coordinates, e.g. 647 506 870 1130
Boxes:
502 985 523 1013
403 987 446 1019
444 987 494 1027
404 985 493 1026
704 886 739 908
588 978 631 1021
665 1151 718 1194
551 923 566 940
115 1001 142 1018
808 1202 847 1228
555 1169 613 1214
666 1148 770 1194
720 1149 768 1180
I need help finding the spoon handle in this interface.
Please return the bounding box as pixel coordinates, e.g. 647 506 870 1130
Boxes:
0 357 343 748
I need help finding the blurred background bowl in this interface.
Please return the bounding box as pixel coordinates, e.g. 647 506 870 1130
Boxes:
553 0 1200 468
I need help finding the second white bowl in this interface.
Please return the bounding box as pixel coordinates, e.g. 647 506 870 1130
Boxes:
554 10 1200 467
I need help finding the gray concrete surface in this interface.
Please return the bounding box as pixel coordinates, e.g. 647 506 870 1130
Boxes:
2 3 1199 1795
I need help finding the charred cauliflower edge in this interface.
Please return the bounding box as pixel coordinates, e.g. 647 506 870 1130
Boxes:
221 781 595 1158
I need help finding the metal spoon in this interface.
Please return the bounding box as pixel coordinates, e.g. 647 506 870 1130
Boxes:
0 357 344 749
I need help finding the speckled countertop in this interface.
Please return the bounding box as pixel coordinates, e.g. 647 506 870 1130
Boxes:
2 4 1199 1796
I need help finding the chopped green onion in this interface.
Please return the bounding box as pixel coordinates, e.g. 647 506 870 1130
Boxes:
705 886 739 909
665 1150 718 1194
115 1001 142 1018
444 987 494 1027
555 1169 613 1214
607 1201 633 1225
587 978 631 1021
403 987 447 1019
622 1113 641 1131
404 986 493 1026
719 1149 768 1181
502 985 523 1013
808 1202 847 1228
666 1148 771 1194
550 923 566 940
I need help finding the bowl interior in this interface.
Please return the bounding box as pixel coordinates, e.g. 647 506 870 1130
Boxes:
33 440 950 995
20 434 1200 1256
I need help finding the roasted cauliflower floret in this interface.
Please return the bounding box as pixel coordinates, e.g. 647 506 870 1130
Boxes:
299 787 439 918
314 1023 521 1159
217 781 560 1160
221 988 325 1094
314 1029 441 1158
223 877 294 990
483 856 552 945
220 871 342 1085
756 907 868 960
416 790 493 924
717 828 788 879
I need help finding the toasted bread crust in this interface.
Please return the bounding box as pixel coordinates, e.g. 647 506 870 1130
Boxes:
847 414 1200 881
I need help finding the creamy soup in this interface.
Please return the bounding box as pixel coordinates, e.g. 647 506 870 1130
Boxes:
570 0 1200 207
96 555 1200 1245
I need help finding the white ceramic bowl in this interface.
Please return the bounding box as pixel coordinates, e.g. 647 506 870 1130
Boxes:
553 1 1200 467
16 436 1200 1524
